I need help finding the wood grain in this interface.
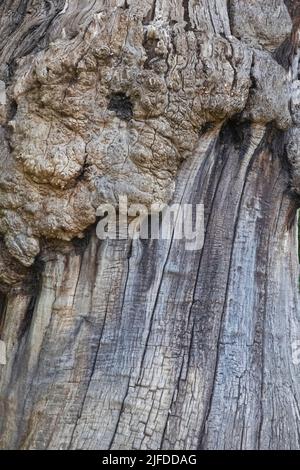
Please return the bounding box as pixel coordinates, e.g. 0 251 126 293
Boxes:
0 0 299 450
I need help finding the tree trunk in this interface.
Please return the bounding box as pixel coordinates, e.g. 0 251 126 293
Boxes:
0 0 300 450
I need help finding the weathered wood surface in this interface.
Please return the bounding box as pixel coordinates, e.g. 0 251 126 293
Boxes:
0 0 300 450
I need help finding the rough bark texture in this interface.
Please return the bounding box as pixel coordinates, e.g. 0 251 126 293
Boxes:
0 0 300 450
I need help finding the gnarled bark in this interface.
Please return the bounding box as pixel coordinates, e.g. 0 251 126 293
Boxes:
0 0 300 450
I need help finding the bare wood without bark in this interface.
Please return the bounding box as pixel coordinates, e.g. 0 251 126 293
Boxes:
0 0 300 450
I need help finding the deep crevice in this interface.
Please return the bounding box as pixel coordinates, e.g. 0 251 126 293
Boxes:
7 98 17 121
142 0 157 25
72 226 94 255
0 293 7 338
143 32 159 69
198 122 214 138
182 0 192 31
219 116 256 158
17 294 36 341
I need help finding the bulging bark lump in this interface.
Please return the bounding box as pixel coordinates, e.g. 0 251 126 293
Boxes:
0 3 294 286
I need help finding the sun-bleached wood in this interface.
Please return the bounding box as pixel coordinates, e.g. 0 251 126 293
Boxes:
0 0 300 450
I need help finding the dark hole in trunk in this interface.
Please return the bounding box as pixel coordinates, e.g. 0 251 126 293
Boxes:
107 92 133 121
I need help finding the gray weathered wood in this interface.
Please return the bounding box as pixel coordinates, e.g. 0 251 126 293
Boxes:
0 0 300 450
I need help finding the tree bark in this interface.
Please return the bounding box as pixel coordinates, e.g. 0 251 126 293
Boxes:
0 0 300 450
